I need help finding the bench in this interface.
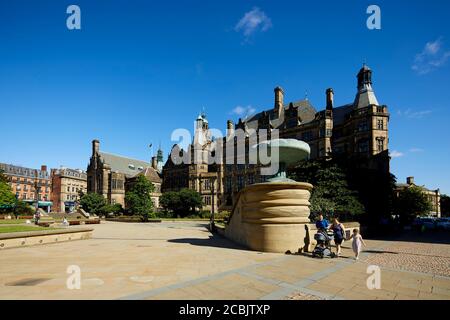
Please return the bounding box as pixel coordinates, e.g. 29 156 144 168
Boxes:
84 220 100 225
37 222 51 227
19 216 34 220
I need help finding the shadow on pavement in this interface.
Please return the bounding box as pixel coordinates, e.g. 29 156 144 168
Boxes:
167 234 249 250
364 249 399 254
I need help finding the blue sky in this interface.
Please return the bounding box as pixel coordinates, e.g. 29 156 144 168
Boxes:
1 0 449 194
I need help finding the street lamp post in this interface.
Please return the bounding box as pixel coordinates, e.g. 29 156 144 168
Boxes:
34 170 42 224
13 193 19 219
208 176 217 233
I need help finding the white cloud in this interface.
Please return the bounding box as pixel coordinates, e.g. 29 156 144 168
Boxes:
390 150 404 159
231 105 256 119
396 109 432 119
412 38 450 74
235 7 272 39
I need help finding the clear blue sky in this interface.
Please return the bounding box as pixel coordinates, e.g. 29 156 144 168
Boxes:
1 1 449 194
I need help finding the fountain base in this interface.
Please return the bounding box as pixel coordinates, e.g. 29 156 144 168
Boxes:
224 182 313 253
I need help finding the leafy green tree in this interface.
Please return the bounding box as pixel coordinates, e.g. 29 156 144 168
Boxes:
441 195 450 217
0 179 15 208
101 203 123 215
160 191 181 214
79 192 107 216
125 175 155 220
179 188 203 216
291 160 365 219
160 189 203 217
395 186 432 225
0 169 9 184
14 201 34 216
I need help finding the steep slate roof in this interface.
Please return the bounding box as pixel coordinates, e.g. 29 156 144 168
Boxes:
241 99 317 130
333 103 354 126
98 152 151 178
133 167 162 184
354 88 379 109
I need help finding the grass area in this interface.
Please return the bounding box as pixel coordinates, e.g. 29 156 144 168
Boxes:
0 219 27 225
0 225 48 234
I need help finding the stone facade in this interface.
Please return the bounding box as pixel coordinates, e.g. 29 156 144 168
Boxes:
162 113 223 212
50 168 87 213
163 65 391 212
395 176 441 217
86 140 163 209
222 65 390 208
0 163 52 211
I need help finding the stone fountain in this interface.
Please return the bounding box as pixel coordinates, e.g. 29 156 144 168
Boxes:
224 139 313 253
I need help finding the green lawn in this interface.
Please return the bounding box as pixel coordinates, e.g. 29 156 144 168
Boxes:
0 225 48 234
0 219 27 225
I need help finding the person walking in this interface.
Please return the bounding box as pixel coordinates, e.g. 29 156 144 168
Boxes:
34 210 41 226
349 229 366 260
331 217 345 256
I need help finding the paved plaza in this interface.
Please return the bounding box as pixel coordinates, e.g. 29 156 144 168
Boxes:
0 221 449 300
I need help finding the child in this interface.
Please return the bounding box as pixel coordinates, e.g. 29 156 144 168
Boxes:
349 229 366 260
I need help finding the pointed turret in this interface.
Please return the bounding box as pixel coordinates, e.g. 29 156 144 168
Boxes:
354 64 379 108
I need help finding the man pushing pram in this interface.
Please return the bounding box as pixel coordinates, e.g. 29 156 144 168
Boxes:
312 213 336 258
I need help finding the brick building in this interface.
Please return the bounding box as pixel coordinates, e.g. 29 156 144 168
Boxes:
50 167 87 213
0 163 52 212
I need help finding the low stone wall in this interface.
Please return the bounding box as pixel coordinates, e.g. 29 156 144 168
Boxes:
0 228 93 250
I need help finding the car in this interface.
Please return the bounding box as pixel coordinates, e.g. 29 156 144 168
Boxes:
420 218 437 230
436 218 450 231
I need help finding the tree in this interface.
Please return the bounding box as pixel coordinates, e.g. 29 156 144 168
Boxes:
160 189 203 217
395 186 432 225
101 203 123 216
0 169 8 184
79 192 107 216
291 160 365 220
179 188 203 215
441 195 450 217
0 178 15 208
14 201 34 216
125 175 155 220
160 191 181 215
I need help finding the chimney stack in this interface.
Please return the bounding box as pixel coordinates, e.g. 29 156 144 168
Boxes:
407 177 414 185
151 156 158 170
326 88 334 110
274 86 284 118
41 165 47 172
226 120 234 138
92 139 100 155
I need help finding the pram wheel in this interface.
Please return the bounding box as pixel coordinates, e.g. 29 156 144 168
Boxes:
330 252 336 258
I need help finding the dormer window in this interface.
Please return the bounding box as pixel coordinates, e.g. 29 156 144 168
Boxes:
128 164 135 170
138 167 144 171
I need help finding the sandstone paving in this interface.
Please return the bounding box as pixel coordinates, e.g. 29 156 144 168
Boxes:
1 221 449 300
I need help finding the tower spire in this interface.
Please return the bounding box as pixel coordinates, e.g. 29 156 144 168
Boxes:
354 64 379 108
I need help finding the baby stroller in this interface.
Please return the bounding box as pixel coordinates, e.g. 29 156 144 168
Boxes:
312 229 336 259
